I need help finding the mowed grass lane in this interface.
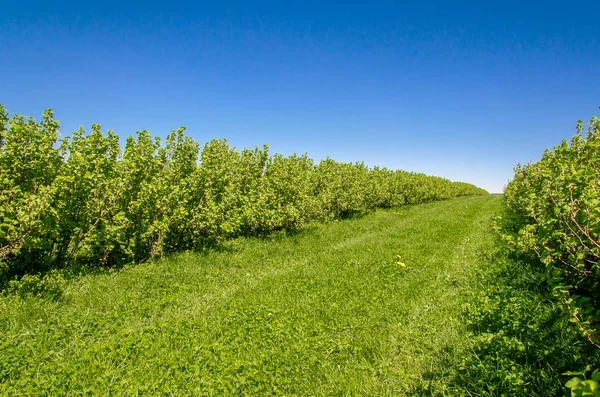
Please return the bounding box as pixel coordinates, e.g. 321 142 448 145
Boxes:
0 196 501 395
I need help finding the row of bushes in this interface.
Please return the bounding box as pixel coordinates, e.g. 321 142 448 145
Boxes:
0 105 487 279
499 115 600 348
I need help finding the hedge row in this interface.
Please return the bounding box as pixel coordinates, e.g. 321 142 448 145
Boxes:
500 116 600 347
0 106 487 279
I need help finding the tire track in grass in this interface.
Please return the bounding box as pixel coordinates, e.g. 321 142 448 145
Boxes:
379 196 501 394
163 198 475 321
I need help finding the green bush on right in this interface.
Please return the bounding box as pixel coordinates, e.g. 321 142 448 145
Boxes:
499 115 600 347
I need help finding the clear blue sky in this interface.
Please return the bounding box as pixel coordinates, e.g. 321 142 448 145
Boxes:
2 1 599 193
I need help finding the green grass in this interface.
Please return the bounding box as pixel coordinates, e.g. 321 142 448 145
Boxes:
1 196 597 395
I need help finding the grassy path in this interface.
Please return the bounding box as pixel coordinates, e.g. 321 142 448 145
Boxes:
1 196 503 395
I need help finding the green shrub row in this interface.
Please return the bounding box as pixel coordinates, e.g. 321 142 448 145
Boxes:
499 116 600 348
0 105 487 279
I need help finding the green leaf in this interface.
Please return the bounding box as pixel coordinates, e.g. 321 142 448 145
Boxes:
566 377 583 389
583 380 599 393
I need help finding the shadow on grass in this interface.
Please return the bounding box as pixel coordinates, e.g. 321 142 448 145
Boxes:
0 220 324 298
0 204 380 298
445 249 600 396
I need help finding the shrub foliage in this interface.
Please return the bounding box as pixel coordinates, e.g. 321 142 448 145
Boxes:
0 105 487 279
500 115 600 347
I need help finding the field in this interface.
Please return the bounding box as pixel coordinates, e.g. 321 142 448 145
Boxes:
3 3 600 395
2 196 596 395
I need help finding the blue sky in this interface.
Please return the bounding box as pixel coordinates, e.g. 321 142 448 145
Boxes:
1 1 599 193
